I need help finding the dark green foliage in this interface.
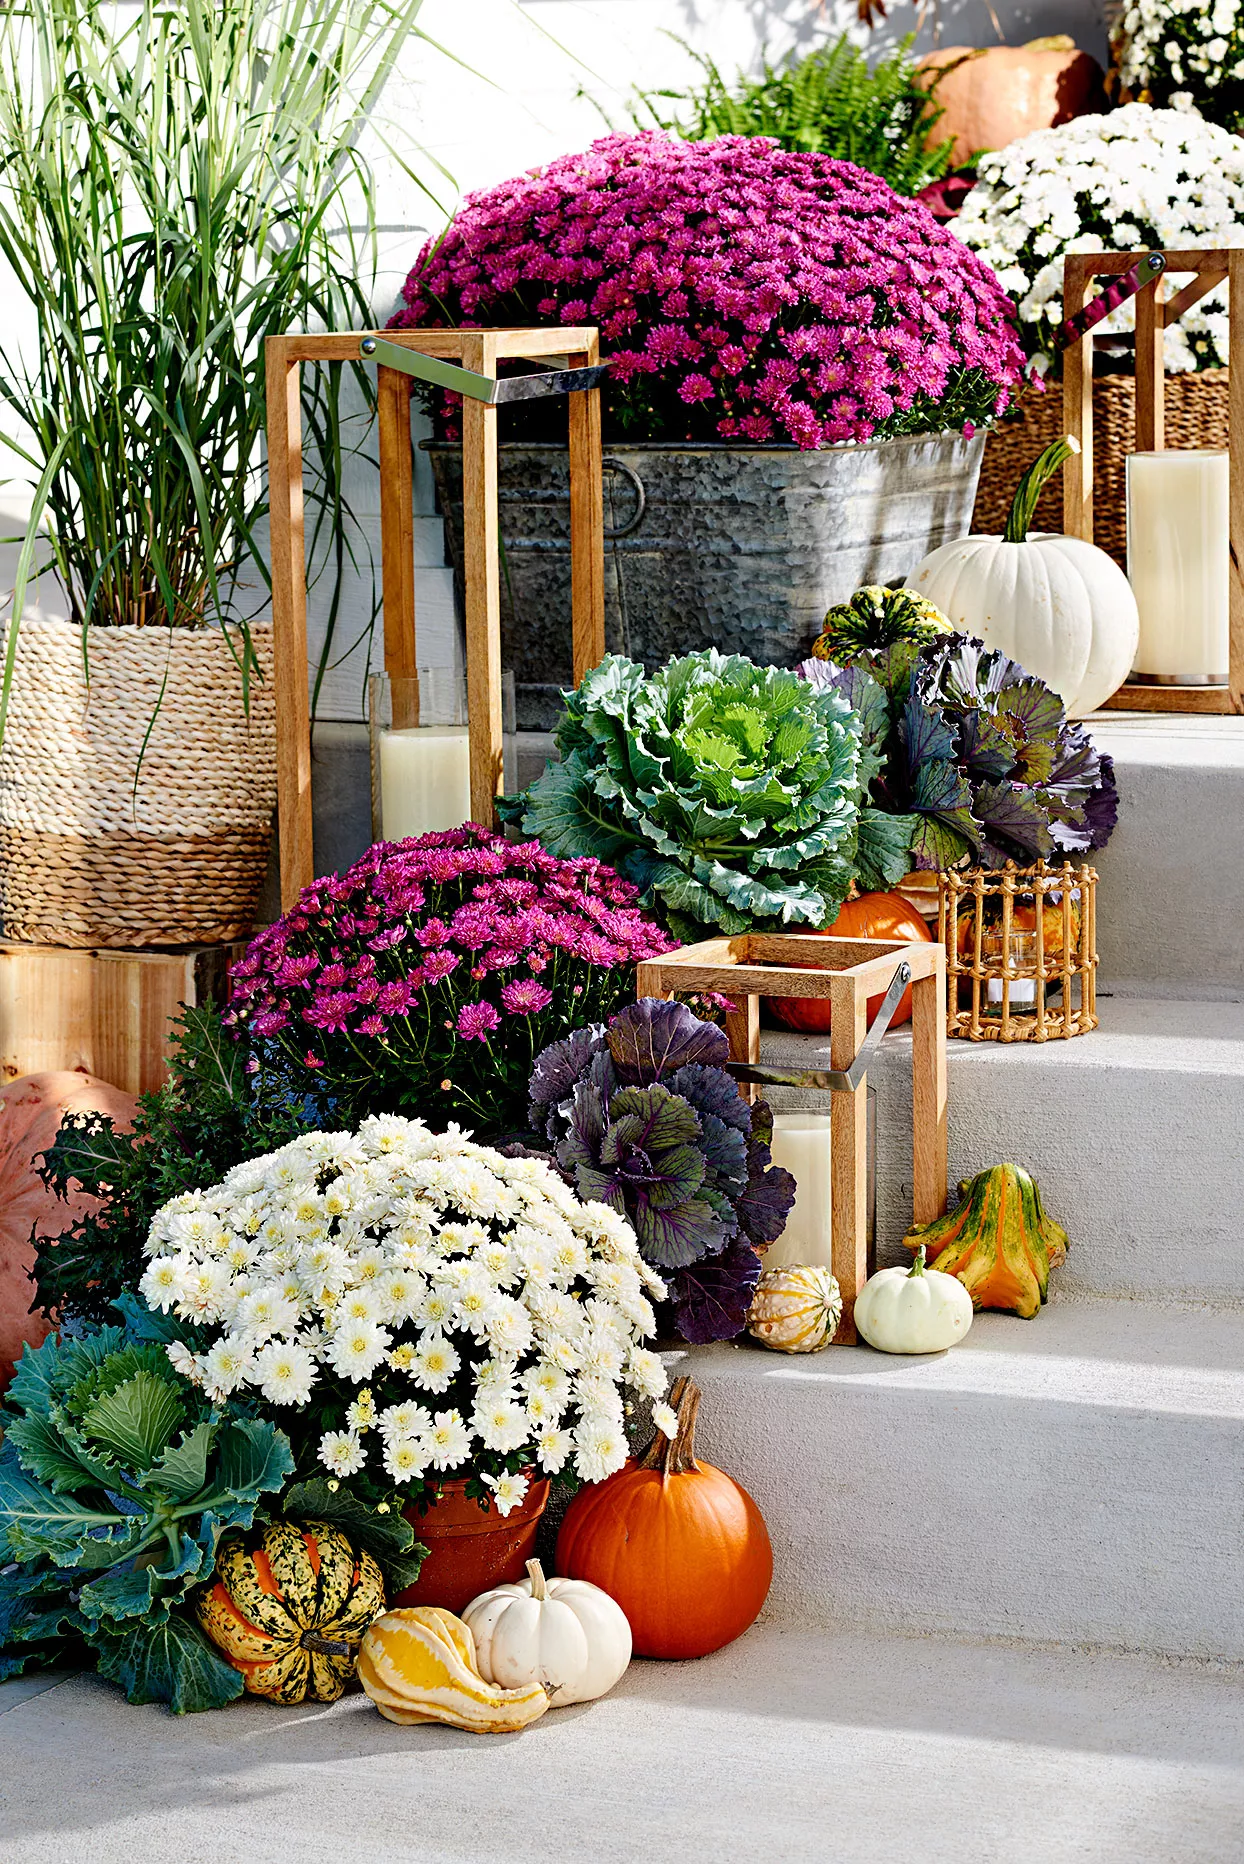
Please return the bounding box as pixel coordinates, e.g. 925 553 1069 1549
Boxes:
631 32 954 196
31 1002 306 1329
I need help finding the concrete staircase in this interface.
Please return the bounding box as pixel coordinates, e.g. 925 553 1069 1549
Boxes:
724 712 1244 1667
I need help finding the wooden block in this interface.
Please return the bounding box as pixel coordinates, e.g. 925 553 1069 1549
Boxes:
1062 256 1093 543
567 335 606 685
829 971 869 1344
378 365 418 716
0 941 244 1097
1100 683 1232 714
723 993 760 1107
265 337 314 908
1230 252 1244 718
460 332 503 826
911 958 949 1224
1134 276 1165 452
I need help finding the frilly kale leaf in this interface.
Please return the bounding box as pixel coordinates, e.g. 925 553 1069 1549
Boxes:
530 998 796 1339
513 649 865 936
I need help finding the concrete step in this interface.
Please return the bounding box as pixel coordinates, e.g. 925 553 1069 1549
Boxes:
4 1626 1242 1864
1091 713 1244 1001
676 1297 1244 1663
763 993 1244 1307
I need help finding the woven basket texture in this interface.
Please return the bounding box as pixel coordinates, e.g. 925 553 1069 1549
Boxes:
0 618 276 948
972 370 1229 566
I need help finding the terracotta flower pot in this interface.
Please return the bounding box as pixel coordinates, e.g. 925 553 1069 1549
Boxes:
394 1475 551 1615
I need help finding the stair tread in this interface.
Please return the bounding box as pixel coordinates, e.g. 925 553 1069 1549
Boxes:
764 994 1244 1077
1092 711 1244 768
5 1629 1242 1864
671 1300 1244 1420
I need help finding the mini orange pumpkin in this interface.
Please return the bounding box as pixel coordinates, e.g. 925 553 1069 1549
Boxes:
555 1378 771 1660
767 891 934 1036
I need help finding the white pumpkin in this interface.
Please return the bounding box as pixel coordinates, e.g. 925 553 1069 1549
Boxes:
747 1263 842 1353
462 1559 631 1707
853 1246 974 1355
905 435 1139 716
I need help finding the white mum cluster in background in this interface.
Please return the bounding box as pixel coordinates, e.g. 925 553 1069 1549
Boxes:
142 1116 673 1514
1115 0 1244 108
952 105 1244 373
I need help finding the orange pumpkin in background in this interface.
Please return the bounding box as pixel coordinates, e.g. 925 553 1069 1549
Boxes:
916 37 1106 169
555 1378 772 1660
767 892 934 1036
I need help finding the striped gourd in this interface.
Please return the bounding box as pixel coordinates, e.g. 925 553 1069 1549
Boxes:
903 1163 1069 1319
747 1264 842 1352
358 1606 550 1734
194 1518 385 1704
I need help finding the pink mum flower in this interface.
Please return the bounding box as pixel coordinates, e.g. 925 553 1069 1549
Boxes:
456 1001 501 1042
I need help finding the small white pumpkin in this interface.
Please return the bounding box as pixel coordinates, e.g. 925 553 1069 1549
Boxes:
853 1245 974 1355
462 1559 631 1707
905 436 1139 716
747 1263 842 1353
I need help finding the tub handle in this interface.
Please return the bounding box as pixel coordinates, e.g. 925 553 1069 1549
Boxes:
601 457 646 539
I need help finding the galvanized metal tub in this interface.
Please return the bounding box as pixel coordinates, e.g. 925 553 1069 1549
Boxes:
425 434 986 728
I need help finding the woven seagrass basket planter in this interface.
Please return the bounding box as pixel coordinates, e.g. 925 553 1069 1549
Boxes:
0 619 277 948
972 369 1229 566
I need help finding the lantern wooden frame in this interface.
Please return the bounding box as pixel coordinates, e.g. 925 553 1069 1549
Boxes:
635 933 948 1343
938 861 1098 1043
265 327 607 909
1062 248 1244 714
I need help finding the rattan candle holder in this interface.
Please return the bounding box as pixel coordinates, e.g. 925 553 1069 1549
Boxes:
939 861 1098 1042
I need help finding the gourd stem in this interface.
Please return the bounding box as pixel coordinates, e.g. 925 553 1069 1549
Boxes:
909 1244 927 1277
299 1630 356 1656
636 1375 701 1478
526 1559 547 1601
1003 435 1081 544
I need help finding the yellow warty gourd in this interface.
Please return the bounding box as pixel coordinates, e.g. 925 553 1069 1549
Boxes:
358 1605 551 1734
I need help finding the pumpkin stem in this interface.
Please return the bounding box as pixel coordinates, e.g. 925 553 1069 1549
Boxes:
1003 435 1081 544
526 1559 548 1601
637 1376 701 1478
299 1630 356 1656
909 1244 927 1277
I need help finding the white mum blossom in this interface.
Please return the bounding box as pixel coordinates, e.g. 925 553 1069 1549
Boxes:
143 1121 658 1498
1116 1 1244 109
953 105 1244 373
483 1469 530 1517
652 1401 679 1439
318 1430 366 1477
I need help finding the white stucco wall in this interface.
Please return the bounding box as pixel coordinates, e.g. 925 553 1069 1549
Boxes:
0 0 1112 720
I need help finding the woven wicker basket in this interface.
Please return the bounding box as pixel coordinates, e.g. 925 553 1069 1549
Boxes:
972 370 1230 566
0 619 277 948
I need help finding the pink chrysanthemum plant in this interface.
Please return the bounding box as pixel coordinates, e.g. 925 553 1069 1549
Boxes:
391 131 1025 448
226 824 675 1136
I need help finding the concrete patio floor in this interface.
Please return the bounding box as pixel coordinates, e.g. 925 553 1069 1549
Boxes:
2 1623 1242 1864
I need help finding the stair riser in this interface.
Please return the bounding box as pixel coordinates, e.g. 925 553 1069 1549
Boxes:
683 1349 1244 1662
764 1018 1244 1306
1094 749 1244 1000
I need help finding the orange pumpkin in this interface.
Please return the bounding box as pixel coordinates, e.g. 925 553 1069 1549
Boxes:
767 892 934 1035
0 1071 138 1391
555 1378 771 1660
917 37 1106 169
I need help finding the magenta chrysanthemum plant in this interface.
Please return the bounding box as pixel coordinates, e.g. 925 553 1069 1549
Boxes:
226 825 674 1135
391 132 1025 448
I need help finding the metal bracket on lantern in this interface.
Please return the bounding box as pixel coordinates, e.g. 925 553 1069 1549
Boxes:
724 962 911 1095
359 335 610 404
1054 250 1166 351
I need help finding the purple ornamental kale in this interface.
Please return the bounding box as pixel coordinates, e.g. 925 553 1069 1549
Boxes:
529 998 796 1342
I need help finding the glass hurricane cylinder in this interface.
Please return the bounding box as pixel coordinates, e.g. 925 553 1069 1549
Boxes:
765 1102 875 1271
1126 450 1229 684
369 670 470 842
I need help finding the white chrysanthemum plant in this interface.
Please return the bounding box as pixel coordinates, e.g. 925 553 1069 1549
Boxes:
952 103 1244 374
1115 0 1244 125
142 1117 677 1517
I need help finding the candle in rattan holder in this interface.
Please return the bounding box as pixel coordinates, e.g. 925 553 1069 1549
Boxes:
938 861 1098 1042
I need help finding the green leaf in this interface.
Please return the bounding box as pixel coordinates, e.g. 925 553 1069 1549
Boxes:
148 1422 218 1501
208 1419 295 1506
6 1327 126 1416
81 1372 186 1470
5 1412 113 1495
86 1613 245 1715
0 1463 126 1558
280 1479 427 1596
855 806 918 892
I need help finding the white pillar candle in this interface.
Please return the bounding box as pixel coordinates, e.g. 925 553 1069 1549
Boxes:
766 1113 834 1269
379 726 471 840
1126 450 1229 683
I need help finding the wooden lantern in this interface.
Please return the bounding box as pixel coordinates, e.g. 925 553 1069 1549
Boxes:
265 327 608 909
635 933 948 1343
1062 248 1244 714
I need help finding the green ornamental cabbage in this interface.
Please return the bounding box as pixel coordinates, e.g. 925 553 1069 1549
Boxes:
509 649 912 939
